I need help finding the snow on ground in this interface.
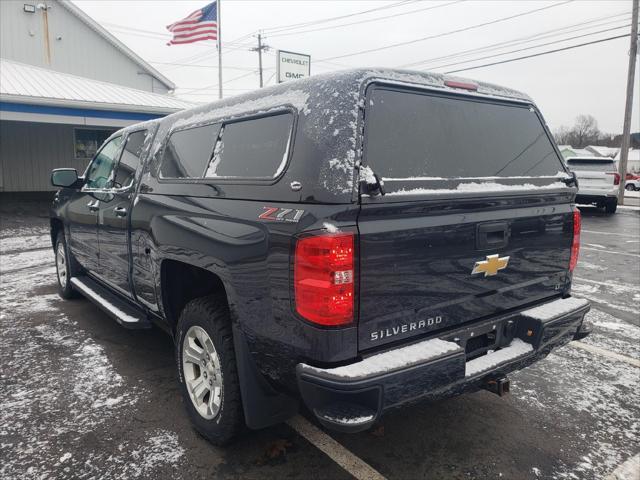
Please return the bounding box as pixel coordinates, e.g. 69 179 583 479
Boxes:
580 308 640 359
0 233 51 254
0 248 53 274
512 308 640 480
0 236 185 479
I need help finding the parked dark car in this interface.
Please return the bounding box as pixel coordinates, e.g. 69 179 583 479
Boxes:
50 69 590 444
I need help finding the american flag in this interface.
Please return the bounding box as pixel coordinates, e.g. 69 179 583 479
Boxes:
166 1 218 46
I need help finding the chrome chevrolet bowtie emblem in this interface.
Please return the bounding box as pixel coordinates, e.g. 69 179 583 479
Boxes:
472 254 510 277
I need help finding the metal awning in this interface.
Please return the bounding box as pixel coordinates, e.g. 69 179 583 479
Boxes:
0 58 195 126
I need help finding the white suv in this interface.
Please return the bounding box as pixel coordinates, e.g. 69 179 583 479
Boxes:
566 157 619 214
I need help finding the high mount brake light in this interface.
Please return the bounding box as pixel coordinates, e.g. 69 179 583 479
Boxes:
569 209 581 272
444 79 479 91
294 233 355 326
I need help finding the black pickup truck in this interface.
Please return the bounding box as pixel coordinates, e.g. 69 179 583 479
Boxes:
50 69 591 444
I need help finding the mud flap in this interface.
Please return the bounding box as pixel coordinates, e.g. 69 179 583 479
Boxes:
232 324 298 429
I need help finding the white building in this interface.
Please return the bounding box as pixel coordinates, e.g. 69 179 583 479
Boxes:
615 149 640 173
0 1 194 195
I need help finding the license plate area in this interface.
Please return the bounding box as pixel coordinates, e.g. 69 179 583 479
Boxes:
441 317 519 361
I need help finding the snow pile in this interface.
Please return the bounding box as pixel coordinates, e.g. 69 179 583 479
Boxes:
321 412 374 425
322 222 339 233
521 297 589 321
360 165 377 184
303 338 460 379
386 181 568 196
465 338 533 377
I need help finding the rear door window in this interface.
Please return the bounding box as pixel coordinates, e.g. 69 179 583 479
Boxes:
365 88 564 180
114 130 147 188
160 124 221 179
204 113 293 179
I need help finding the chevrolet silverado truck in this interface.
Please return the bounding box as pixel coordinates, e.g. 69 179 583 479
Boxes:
50 69 591 445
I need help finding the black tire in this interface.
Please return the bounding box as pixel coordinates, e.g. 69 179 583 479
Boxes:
605 198 618 214
626 184 636 191
54 230 80 299
175 295 244 445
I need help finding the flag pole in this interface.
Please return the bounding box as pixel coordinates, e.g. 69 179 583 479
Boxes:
217 0 223 99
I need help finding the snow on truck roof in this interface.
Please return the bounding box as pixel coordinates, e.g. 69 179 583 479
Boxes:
170 68 531 124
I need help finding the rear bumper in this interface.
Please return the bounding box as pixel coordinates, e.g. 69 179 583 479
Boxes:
297 296 590 433
576 192 617 203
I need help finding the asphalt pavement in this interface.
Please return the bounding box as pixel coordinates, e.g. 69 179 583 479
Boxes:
1 200 638 480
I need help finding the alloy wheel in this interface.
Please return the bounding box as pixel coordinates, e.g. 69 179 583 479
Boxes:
182 326 223 419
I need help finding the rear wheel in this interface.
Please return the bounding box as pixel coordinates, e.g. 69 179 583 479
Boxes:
176 295 244 445
55 231 80 299
605 198 617 214
626 184 636 191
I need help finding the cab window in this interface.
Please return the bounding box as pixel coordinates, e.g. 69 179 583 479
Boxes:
85 136 122 189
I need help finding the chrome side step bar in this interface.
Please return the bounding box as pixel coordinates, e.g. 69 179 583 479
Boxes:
70 277 152 329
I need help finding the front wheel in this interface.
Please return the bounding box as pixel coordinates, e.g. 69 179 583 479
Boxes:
626 184 636 191
55 231 80 299
176 295 244 445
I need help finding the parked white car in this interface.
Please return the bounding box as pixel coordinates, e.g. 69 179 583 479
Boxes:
566 157 619 214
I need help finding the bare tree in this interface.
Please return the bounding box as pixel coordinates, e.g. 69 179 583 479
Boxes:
572 115 600 147
553 114 602 148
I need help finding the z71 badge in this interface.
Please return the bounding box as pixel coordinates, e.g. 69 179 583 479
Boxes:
258 207 305 223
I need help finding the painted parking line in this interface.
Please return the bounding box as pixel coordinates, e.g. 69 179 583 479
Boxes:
287 415 387 480
568 341 640 368
606 452 640 480
582 229 639 238
581 247 640 258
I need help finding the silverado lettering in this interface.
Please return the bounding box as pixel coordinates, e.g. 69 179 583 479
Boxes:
370 316 443 341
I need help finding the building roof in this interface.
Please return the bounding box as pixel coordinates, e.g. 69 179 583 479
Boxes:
0 58 194 114
586 145 619 157
59 0 175 91
559 146 594 157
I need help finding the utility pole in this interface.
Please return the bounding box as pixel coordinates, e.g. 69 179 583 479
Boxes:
617 0 639 205
251 33 269 87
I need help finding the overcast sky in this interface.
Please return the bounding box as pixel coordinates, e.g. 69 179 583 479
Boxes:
75 0 638 134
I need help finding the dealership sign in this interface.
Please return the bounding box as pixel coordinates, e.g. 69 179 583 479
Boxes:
276 50 311 83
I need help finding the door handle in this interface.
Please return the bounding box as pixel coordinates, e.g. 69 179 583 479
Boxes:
87 200 99 212
114 207 128 218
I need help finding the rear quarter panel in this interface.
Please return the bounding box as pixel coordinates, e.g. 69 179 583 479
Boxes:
130 192 361 388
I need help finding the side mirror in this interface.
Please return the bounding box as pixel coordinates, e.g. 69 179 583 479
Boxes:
51 168 79 188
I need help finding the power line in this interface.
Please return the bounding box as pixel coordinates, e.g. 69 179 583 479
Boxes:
400 12 630 68
261 0 417 34
266 0 464 39
177 70 257 94
319 0 574 62
427 24 630 71
443 33 631 74
150 61 255 71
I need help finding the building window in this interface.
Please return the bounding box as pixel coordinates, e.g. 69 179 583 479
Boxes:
74 128 116 160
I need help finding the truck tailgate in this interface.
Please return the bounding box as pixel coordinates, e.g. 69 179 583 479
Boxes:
356 198 573 350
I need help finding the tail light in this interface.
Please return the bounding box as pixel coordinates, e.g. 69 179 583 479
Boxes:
294 232 355 326
569 209 581 272
606 172 621 185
